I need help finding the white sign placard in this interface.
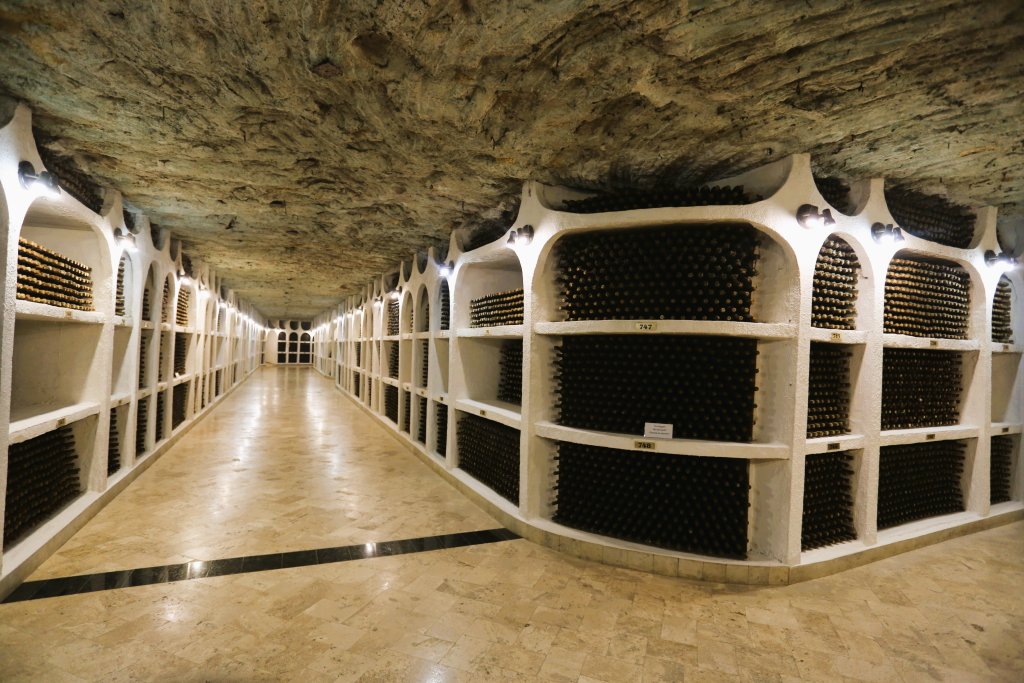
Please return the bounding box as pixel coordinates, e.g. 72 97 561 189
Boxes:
644 422 673 439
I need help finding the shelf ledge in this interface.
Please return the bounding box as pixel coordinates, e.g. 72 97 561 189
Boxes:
535 421 788 460
808 328 867 344
534 320 795 339
110 392 131 407
455 398 522 429
991 341 1023 354
9 401 102 444
991 422 1023 436
879 424 980 446
881 334 980 351
804 433 865 455
456 325 525 339
15 300 105 324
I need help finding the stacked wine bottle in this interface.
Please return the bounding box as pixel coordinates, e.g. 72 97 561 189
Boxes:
801 451 856 550
138 332 150 388
387 298 400 335
108 409 121 476
811 237 859 330
141 287 152 321
553 442 749 558
877 441 965 529
419 340 429 387
439 282 451 331
16 238 94 311
174 333 188 376
881 349 961 430
990 435 1014 504
813 175 853 215
555 224 759 322
172 384 188 429
135 397 148 455
162 280 171 322
115 257 127 317
37 148 104 213
456 414 519 503
419 300 430 333
469 289 524 327
353 372 361 398
417 396 427 444
883 256 970 339
497 341 523 404
435 403 448 456
384 385 399 423
992 277 1013 343
155 392 166 441
4 426 82 547
807 343 851 438
215 371 222 396
560 185 754 214
176 288 190 327
158 337 168 382
387 343 399 378
402 390 411 432
355 342 362 368
884 187 975 248
555 335 759 442
366 381 372 408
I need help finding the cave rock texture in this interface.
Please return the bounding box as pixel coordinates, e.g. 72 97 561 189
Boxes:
0 0 1022 318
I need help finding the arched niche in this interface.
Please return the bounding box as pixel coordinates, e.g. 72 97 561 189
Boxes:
811 234 865 331
115 251 134 317
884 251 973 339
21 195 114 315
401 289 414 334
142 263 158 322
160 275 174 325
416 285 430 333
535 221 799 326
175 280 195 328
438 278 451 331
992 274 1016 344
883 185 980 249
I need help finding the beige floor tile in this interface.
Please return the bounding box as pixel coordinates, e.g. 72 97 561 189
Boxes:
0 368 1022 683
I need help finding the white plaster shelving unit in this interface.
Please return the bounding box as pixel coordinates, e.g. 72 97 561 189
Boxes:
263 320 314 365
0 104 266 597
313 152 1023 583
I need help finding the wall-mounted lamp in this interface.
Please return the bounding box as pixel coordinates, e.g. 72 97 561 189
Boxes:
984 250 1017 272
871 222 904 245
796 204 835 230
114 225 136 249
388 290 400 300
507 225 534 247
18 161 60 198
438 262 453 278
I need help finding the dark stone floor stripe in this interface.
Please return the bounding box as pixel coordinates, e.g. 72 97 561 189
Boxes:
2 528 519 604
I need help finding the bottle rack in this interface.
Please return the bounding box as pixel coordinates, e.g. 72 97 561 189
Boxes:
0 104 265 596
264 321 313 365
315 152 1023 582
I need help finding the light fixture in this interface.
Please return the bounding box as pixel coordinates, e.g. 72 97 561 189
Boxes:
438 262 452 278
507 224 535 247
18 160 60 197
871 222 904 245
796 204 835 230
985 250 1016 272
388 290 399 300
114 225 136 249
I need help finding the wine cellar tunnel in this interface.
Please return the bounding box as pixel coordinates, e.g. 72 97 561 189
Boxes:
0 2 1023 680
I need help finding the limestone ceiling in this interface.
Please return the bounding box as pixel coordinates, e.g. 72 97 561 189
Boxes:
0 0 1021 318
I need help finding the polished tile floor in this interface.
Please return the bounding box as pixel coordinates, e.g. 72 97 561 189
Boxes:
1 367 1022 681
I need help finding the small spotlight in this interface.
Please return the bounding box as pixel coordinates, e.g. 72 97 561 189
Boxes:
114 226 136 249
18 161 60 197
388 290 399 300
796 204 835 230
438 263 452 278
516 225 534 246
871 222 904 244
985 250 1016 272
180 275 192 286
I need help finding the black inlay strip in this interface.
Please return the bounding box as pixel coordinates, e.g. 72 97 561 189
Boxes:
2 528 519 604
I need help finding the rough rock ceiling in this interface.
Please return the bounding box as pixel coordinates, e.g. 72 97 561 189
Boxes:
1 0 1022 319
